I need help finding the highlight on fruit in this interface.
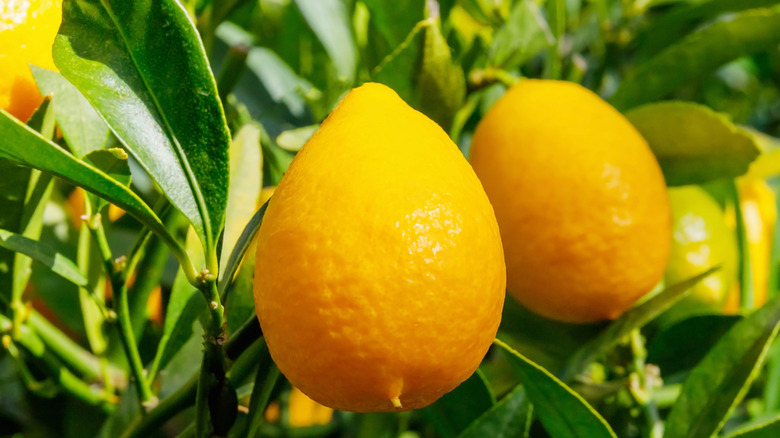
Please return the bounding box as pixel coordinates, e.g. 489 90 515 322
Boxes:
1 1 779 437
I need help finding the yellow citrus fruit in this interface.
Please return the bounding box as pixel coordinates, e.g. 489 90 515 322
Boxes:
724 178 777 312
663 186 737 320
0 0 62 121
469 79 671 323
253 82 505 412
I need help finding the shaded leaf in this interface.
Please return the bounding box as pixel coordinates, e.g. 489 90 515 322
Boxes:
610 6 780 111
646 314 741 377
293 0 357 83
496 339 617 438
30 66 109 157
664 296 780 438
82 148 131 187
216 22 315 120
362 0 425 49
425 369 495 438
0 229 87 287
54 0 230 256
457 384 531 438
561 268 717 380
725 415 780 438
149 227 207 382
626 102 760 185
487 0 554 70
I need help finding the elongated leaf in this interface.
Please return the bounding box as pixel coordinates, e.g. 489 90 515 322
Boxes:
664 296 780 438
54 0 230 257
425 369 495 438
646 314 741 377
725 415 780 438
0 229 87 287
610 6 780 111
0 111 175 253
561 268 717 381
626 102 760 185
457 384 531 438
221 124 262 268
218 202 268 297
216 22 315 120
495 340 617 438
363 0 424 49
293 0 357 83
635 0 780 59
0 161 32 294
487 0 554 70
148 226 206 383
30 66 109 157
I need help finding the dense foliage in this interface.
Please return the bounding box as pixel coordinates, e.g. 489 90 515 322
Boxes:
1 0 780 437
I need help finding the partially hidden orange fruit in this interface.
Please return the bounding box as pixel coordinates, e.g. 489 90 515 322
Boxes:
470 79 671 323
253 82 505 412
1 0 62 121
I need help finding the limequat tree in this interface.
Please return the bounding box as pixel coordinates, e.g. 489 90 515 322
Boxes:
1 1 780 438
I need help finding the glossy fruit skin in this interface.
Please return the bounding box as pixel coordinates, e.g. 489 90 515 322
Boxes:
0 0 62 121
470 79 671 323
253 83 506 412
664 186 737 319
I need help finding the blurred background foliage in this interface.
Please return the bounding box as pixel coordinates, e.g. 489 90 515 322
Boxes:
2 0 780 437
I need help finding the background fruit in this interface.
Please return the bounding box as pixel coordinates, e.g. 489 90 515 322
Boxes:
0 0 62 121
663 186 738 321
469 79 671 323
253 82 506 412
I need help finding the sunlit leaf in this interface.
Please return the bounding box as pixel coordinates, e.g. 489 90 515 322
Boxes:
626 102 760 185
54 0 230 258
30 66 109 157
665 296 780 438
496 340 617 438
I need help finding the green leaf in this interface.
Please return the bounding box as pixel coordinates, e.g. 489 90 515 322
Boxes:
561 268 717 381
626 102 760 186
54 0 231 259
418 17 466 131
293 0 357 83
216 22 316 120
635 0 780 59
724 415 780 438
664 296 780 438
0 160 34 305
219 202 268 298
0 111 178 268
425 369 495 438
0 229 87 287
646 314 741 377
276 124 318 152
30 66 110 158
372 20 426 103
82 148 131 187
149 227 207 382
610 6 780 111
457 384 531 438
363 0 424 49
221 124 262 267
495 339 617 438
487 0 554 70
